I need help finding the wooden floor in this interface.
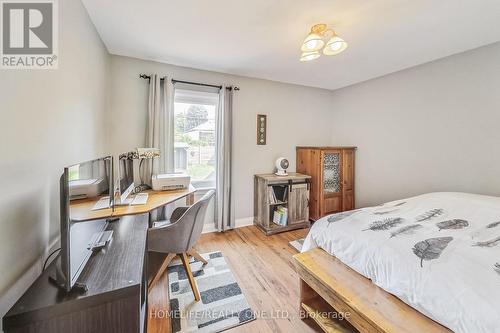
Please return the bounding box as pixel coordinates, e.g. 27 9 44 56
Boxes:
148 225 320 333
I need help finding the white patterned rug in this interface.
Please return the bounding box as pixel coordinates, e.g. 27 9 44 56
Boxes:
289 238 305 252
167 251 255 332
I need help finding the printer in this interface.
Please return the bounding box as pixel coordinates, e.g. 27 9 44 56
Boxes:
152 173 191 191
69 178 105 200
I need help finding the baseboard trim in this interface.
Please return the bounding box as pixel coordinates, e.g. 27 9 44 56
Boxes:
235 216 254 228
202 216 254 234
202 224 217 234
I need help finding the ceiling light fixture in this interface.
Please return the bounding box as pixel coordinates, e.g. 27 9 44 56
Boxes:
300 24 348 61
300 50 321 62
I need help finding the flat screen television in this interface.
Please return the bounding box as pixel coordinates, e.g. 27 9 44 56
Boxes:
57 156 113 292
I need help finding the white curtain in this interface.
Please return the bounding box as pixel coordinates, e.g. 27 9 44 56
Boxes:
144 74 174 222
143 74 174 185
215 86 234 231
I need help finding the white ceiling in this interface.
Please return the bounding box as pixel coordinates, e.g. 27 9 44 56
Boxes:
82 0 500 91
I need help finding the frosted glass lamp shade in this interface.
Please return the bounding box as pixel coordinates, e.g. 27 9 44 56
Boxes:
301 33 325 52
300 51 321 62
323 36 348 55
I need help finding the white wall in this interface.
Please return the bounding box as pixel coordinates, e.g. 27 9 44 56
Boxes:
0 0 110 324
329 42 500 208
109 55 334 219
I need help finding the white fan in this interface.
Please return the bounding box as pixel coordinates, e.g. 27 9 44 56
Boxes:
275 158 289 176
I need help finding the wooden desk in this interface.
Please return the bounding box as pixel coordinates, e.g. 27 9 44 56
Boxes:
69 196 113 222
113 185 196 218
3 187 197 332
70 185 196 222
3 214 149 333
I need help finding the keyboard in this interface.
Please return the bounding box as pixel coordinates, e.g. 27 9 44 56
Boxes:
131 193 149 205
92 197 111 210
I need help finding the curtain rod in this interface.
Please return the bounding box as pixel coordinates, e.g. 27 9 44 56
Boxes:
139 74 239 91
139 74 165 81
172 79 222 90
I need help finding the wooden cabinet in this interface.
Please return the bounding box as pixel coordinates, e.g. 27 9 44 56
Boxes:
254 173 311 235
296 147 356 221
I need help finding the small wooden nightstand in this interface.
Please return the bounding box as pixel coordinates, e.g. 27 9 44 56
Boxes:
254 173 311 235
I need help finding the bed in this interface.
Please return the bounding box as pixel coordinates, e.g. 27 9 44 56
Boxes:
297 192 500 333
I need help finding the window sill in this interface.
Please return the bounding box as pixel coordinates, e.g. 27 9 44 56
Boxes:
191 180 215 191
192 185 216 193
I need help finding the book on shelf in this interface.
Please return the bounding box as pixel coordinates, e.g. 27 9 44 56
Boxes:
280 207 288 225
268 187 277 204
272 206 288 226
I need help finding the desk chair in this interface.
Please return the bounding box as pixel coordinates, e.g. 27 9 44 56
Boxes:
147 190 215 301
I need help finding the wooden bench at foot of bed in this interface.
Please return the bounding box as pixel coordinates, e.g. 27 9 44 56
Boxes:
292 248 451 333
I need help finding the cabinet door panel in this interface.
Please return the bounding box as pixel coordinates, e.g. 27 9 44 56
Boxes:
342 150 355 191
321 150 342 217
322 150 342 194
343 189 354 211
324 196 342 215
288 184 309 224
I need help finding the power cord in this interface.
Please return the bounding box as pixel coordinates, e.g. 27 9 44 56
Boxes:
42 248 61 271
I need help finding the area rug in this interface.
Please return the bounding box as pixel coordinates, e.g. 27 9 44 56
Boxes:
289 238 305 252
167 251 255 332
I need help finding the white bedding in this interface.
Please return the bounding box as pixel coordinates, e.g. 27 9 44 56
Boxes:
302 192 500 333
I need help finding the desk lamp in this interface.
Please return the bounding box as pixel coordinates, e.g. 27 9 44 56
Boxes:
132 148 160 193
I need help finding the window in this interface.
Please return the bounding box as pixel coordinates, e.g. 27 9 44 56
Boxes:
174 88 219 189
68 164 80 181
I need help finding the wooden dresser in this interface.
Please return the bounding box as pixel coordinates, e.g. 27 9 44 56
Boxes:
296 147 356 221
254 173 311 235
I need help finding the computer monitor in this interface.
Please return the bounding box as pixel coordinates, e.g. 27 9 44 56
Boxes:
118 154 134 205
58 156 113 292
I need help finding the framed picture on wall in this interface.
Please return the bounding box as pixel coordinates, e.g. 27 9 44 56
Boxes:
257 114 267 145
